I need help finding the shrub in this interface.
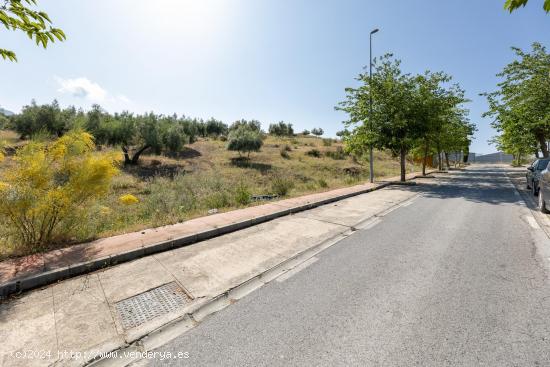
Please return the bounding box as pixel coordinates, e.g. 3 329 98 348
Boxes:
306 149 321 158
325 146 346 160
119 194 139 205
271 176 295 196
268 121 294 136
234 182 251 205
302 129 310 135
322 138 332 146
280 148 290 159
311 127 324 136
0 131 119 249
317 178 328 188
227 125 263 158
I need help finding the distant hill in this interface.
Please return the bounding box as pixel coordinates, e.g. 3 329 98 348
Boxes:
0 107 14 116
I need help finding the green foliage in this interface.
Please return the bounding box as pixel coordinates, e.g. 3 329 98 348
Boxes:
301 129 310 135
233 182 251 205
322 138 332 146
230 119 262 132
483 43 550 158
227 125 263 157
0 114 9 129
311 127 324 136
325 146 347 160
84 108 194 165
268 121 294 136
0 131 119 248
1 0 66 62
12 100 83 138
504 0 550 12
205 118 228 137
338 54 473 179
306 148 321 158
271 176 294 196
336 129 349 138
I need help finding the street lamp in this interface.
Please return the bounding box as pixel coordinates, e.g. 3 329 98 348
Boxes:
369 28 379 183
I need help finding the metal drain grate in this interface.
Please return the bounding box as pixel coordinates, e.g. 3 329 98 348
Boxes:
115 282 190 329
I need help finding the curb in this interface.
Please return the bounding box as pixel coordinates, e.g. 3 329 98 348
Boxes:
85 192 425 367
1 172 434 299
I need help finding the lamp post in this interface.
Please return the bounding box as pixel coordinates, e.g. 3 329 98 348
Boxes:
369 28 379 183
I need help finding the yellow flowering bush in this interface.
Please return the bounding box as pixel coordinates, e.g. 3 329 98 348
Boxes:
0 131 119 249
119 194 139 205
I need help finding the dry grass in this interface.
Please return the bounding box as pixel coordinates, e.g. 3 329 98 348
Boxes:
0 132 422 258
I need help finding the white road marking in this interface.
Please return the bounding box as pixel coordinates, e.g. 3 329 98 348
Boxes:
276 257 318 283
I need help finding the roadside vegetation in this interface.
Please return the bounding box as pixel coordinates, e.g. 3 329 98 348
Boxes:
338 54 475 180
0 104 421 258
483 42 550 165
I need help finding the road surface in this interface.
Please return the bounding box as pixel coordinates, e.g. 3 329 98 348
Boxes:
142 166 550 366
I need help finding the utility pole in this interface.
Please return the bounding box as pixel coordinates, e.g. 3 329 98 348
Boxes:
369 28 379 183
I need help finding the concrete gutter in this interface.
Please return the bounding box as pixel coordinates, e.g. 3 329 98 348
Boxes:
0 172 435 299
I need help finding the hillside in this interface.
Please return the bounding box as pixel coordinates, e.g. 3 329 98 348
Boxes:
0 131 421 258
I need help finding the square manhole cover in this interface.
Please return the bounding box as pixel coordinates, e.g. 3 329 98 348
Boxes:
115 282 191 330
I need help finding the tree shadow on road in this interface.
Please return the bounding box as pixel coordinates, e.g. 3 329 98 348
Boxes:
411 167 525 206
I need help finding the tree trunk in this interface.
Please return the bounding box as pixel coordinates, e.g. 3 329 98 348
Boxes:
122 146 132 165
122 145 151 165
444 152 450 170
400 146 406 182
436 141 442 171
131 145 151 164
537 133 549 158
422 139 428 176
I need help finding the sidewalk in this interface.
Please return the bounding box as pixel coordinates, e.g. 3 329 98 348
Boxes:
0 172 433 367
0 172 427 298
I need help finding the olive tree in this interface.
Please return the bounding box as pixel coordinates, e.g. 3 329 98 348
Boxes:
227 125 263 158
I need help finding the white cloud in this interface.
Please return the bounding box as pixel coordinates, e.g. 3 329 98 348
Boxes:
56 77 107 102
55 76 134 111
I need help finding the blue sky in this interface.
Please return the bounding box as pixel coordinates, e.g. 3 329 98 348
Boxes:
1 0 549 154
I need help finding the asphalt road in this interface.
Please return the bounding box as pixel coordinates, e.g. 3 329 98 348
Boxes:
144 166 550 367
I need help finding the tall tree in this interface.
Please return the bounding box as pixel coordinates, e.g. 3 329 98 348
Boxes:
1 0 65 61
483 43 550 157
338 54 422 182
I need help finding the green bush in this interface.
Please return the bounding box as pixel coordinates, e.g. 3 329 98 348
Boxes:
325 146 346 160
271 176 295 196
311 127 324 136
306 149 321 158
234 182 251 205
227 125 263 157
317 178 328 188
205 192 230 209
280 148 290 159
322 138 332 146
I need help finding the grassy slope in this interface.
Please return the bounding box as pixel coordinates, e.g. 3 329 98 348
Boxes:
0 132 422 257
